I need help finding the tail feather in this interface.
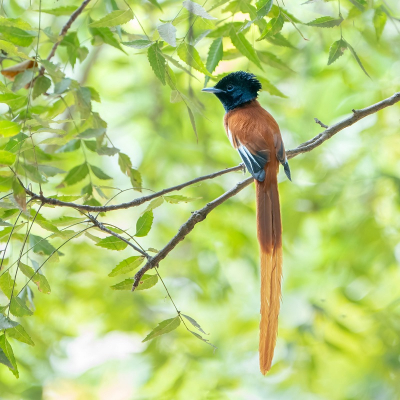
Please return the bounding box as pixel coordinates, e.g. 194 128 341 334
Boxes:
256 167 282 375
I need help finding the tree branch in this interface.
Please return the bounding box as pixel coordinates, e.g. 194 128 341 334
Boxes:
131 176 254 291
39 0 91 74
25 164 246 212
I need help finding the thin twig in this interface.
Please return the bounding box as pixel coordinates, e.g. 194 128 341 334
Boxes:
38 0 91 75
314 118 328 129
132 176 253 291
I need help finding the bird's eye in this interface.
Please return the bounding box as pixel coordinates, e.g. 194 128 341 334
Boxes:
226 84 234 91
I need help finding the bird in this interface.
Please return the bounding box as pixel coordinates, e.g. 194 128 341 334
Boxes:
202 71 291 375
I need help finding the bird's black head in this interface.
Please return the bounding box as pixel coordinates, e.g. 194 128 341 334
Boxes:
202 71 262 112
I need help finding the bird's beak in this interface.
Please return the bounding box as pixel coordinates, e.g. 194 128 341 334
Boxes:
202 87 225 94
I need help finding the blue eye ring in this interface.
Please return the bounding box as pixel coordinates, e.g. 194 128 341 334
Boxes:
227 84 234 91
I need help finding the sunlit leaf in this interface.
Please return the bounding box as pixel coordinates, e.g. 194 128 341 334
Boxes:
0 150 16 166
306 16 343 28
32 75 51 99
122 40 154 49
96 236 128 251
257 14 284 40
6 324 35 346
89 164 112 180
63 163 89 186
0 40 30 59
327 39 347 65
135 211 154 237
0 26 35 47
182 0 217 20
177 43 212 76
206 38 223 78
0 314 19 330
108 256 145 277
39 6 78 16
89 9 134 28
12 177 25 210
10 297 33 317
157 23 177 47
164 195 199 203
144 197 164 213
30 234 59 257
373 8 387 40
257 76 287 98
0 335 18 376
18 262 51 294
142 316 180 342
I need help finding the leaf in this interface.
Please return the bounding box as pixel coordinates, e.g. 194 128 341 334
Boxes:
135 211 154 237
147 43 166 85
122 39 154 49
63 163 89 186
90 27 126 53
30 234 58 257
177 43 212 76
164 195 199 203
78 127 106 138
266 32 294 48
256 0 273 17
12 69 36 92
182 0 217 20
257 14 284 40
0 271 13 299
0 40 30 59
257 76 287 98
142 316 180 342
306 16 343 28
327 39 347 65
182 314 207 334
0 314 19 330
373 8 387 40
0 26 35 47
144 197 164 213
0 150 16 166
188 329 217 349
257 51 293 72
348 0 366 11
12 177 26 210
10 297 33 317
345 40 370 78
230 28 262 69
162 54 198 79
129 168 142 190
148 0 163 10
89 9 134 28
6 324 35 346
118 153 132 175
108 256 145 277
206 38 223 76
89 164 112 180
96 236 128 251
0 335 18 376
186 106 198 139
18 262 51 294
0 93 27 109
40 6 78 16
157 23 177 47
33 75 51 99
0 121 20 138
54 78 72 94
111 274 158 290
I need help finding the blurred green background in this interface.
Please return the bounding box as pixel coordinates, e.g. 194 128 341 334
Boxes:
1 0 400 399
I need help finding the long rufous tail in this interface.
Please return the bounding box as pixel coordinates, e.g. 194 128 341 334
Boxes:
256 164 282 375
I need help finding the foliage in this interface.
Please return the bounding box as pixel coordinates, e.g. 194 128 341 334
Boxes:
0 0 400 398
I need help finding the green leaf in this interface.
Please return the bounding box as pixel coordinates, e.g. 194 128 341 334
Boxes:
306 16 343 28
12 69 36 92
177 43 212 76
0 271 13 298
206 38 223 77
257 14 284 40
30 234 58 256
110 274 158 290
266 32 294 48
0 39 30 59
6 324 35 346
142 316 180 342
0 26 35 47
0 150 16 166
164 195 199 204
147 43 167 85
348 0 366 11
18 262 51 294
39 6 78 16
143 197 164 213
0 314 19 330
257 76 287 98
118 153 132 175
78 128 106 139
89 9 134 28
182 314 207 334
257 51 293 72
90 27 126 53
33 75 51 99
10 297 33 317
188 329 217 349
345 40 370 78
186 106 198 139
162 54 197 78
96 236 128 251
63 163 89 186
108 256 145 277
89 164 112 180
230 28 262 69
182 0 217 20
327 39 347 65
0 335 18 376
12 177 26 210
129 168 142 190
54 78 72 94
373 8 387 40
157 23 177 47
0 93 26 109
135 211 154 237
122 40 154 49
0 120 20 137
